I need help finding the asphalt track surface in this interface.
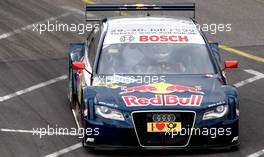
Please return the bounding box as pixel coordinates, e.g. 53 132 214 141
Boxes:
0 0 264 157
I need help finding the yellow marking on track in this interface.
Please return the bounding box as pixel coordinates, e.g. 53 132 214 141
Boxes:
82 0 95 4
219 44 264 63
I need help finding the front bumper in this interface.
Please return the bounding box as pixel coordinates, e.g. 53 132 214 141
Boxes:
83 111 239 150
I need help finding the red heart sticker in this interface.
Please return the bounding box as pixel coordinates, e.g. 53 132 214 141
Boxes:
156 122 165 131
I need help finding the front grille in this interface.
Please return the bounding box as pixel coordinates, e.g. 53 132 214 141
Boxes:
132 111 195 147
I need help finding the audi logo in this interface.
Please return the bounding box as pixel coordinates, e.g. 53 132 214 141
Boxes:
120 35 135 42
152 113 176 122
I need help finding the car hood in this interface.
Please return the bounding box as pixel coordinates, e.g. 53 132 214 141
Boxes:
89 74 227 111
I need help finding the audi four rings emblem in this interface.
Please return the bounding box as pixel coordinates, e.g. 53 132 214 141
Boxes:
152 113 176 122
120 35 135 42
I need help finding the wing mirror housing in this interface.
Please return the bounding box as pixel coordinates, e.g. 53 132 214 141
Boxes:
72 62 92 74
222 60 239 71
72 62 85 70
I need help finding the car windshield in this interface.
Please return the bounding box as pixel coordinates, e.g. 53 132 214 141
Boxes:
97 43 215 75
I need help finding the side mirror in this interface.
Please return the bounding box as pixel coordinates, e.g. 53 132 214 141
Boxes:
72 62 85 70
72 62 92 74
222 60 239 71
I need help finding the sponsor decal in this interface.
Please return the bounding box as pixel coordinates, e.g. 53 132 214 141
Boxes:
120 35 135 42
120 83 204 107
121 84 158 94
147 122 181 132
122 95 203 107
208 100 226 108
232 136 239 143
103 21 205 45
139 35 189 43
120 82 204 94
98 101 119 108
86 138 95 143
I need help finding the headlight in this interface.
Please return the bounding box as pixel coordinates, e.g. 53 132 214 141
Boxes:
203 104 229 120
95 105 125 121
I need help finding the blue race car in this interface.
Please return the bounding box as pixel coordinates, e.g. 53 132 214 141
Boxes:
68 3 239 150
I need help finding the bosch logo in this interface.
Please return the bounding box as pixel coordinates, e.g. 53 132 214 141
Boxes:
120 35 135 42
152 113 176 122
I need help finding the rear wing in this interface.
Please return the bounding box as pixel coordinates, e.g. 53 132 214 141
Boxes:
85 3 196 22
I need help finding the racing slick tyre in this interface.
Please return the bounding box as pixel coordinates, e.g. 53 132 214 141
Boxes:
68 68 76 109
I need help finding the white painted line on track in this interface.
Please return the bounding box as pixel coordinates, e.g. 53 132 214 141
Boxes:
61 6 94 16
0 128 39 134
234 69 264 88
0 13 69 40
0 75 67 102
247 149 264 157
0 128 81 137
72 109 81 130
43 143 82 157
0 129 83 156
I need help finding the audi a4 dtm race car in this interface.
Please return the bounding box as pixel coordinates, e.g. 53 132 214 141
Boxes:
68 3 239 150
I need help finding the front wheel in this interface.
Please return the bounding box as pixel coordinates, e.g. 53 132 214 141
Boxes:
68 68 76 109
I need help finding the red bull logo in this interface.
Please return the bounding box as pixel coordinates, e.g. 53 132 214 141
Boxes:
121 83 204 107
166 85 204 94
122 95 203 107
120 85 157 94
120 82 204 94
